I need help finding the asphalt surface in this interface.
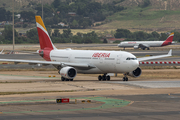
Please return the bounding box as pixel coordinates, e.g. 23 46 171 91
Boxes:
0 93 179 120
0 69 179 119
105 81 180 88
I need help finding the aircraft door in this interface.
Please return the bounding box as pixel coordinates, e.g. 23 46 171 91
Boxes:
68 54 71 62
116 55 121 64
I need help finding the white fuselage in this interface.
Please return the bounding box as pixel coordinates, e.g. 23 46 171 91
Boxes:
49 49 139 74
118 41 164 47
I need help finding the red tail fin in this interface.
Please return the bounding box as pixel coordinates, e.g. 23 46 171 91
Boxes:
35 16 56 50
161 32 174 46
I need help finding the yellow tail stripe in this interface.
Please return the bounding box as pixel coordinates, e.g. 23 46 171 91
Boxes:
170 32 174 36
35 16 47 31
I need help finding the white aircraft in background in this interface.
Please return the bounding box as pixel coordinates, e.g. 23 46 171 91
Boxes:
118 32 174 50
0 16 172 81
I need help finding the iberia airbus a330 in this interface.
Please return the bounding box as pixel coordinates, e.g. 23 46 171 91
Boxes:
0 16 172 81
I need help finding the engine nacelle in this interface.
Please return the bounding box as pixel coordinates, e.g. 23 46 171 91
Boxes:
59 66 77 79
127 67 142 78
134 46 139 49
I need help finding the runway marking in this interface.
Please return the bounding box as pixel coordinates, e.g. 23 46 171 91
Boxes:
105 81 180 88
126 101 134 106
0 99 53 104
168 94 180 98
0 97 131 114
0 74 58 79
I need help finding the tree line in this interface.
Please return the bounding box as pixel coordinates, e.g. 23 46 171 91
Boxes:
114 29 180 42
0 26 180 44
0 25 101 44
0 7 11 22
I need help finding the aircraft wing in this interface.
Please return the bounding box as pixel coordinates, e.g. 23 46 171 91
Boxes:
0 49 4 54
137 49 172 61
0 59 95 68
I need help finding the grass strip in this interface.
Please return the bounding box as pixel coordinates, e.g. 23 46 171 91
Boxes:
0 90 76 95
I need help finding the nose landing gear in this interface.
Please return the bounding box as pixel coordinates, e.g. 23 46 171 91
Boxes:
123 77 128 81
98 74 110 81
123 73 128 81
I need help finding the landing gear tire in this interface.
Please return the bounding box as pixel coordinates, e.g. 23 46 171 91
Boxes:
102 75 106 81
147 48 150 50
61 77 65 81
106 75 110 81
123 77 128 81
98 75 102 81
98 74 110 81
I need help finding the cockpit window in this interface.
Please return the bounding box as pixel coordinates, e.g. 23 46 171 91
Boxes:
126 57 137 60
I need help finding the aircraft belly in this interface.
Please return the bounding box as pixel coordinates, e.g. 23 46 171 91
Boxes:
77 68 103 74
78 61 116 74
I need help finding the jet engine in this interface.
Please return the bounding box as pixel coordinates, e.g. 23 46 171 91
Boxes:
134 46 139 49
59 66 77 79
127 67 142 78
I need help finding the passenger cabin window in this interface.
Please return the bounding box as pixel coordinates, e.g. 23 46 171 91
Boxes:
126 57 137 60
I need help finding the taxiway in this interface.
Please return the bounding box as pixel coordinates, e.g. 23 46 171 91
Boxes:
0 73 179 120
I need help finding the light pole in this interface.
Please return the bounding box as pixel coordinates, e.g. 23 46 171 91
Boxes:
42 0 43 21
12 0 15 52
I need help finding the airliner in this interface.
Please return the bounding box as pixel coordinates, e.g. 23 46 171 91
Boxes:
0 16 172 81
118 32 174 50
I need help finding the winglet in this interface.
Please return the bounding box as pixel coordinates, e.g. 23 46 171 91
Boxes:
168 49 172 56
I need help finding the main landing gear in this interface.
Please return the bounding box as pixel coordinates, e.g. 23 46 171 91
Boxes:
142 47 150 50
61 77 73 81
98 74 110 81
98 73 129 81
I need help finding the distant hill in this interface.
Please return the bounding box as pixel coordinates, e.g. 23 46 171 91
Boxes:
118 0 180 10
1 0 180 11
1 0 180 32
0 0 53 11
95 0 180 11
